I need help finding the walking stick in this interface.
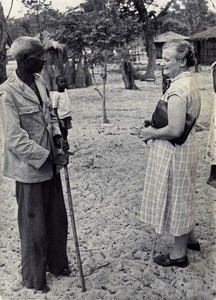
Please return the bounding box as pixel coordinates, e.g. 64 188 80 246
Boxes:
61 146 86 292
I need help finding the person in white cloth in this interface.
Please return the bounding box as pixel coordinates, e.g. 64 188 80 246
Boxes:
52 75 73 143
137 40 201 267
207 61 216 187
0 36 71 293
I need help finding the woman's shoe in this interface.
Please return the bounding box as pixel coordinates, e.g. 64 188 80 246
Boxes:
187 241 201 251
153 254 189 268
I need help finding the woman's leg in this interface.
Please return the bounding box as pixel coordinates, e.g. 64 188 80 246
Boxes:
171 229 199 258
170 233 189 259
153 232 190 267
187 229 197 243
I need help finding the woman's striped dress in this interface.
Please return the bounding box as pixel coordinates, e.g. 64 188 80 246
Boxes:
140 72 201 236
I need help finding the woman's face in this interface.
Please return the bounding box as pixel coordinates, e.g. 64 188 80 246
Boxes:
162 46 183 79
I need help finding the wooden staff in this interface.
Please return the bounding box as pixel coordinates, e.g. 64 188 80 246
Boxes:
61 146 86 292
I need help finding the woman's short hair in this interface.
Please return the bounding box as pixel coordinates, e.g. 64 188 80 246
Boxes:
10 36 43 61
163 39 195 67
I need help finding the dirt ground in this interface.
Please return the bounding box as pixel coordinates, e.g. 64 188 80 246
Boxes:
0 65 215 300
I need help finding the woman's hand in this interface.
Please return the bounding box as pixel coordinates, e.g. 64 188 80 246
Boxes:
138 126 155 144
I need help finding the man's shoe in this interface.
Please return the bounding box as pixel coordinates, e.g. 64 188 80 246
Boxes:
11 281 24 292
58 268 71 276
42 285 50 293
187 241 201 252
153 254 189 268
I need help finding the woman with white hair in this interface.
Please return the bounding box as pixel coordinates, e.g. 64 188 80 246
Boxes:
0 36 71 292
136 40 201 267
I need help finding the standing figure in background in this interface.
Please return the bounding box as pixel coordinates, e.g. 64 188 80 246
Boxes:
52 75 73 142
137 40 201 267
207 62 216 187
0 36 71 293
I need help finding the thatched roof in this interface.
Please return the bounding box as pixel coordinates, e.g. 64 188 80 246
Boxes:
155 31 189 43
190 26 216 41
36 31 64 51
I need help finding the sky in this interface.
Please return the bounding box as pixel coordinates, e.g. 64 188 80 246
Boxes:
1 0 215 18
1 0 85 18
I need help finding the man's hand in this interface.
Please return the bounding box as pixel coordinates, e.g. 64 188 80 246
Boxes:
62 140 69 151
52 153 69 166
53 135 70 151
53 134 62 149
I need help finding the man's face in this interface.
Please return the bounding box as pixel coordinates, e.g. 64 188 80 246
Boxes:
25 46 45 73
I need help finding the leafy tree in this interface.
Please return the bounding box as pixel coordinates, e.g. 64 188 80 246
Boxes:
57 7 115 121
108 1 141 89
7 8 64 41
56 0 142 121
117 0 175 80
74 0 141 89
90 49 112 124
55 10 93 89
22 0 52 39
87 16 116 123
0 1 13 83
84 1 141 121
158 1 189 35
179 0 216 34
160 0 216 35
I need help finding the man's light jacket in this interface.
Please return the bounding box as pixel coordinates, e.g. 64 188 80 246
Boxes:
0 71 61 183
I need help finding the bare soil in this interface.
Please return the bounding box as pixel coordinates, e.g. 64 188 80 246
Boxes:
0 65 215 300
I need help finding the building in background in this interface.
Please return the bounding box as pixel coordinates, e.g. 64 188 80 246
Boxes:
154 31 189 59
190 26 216 65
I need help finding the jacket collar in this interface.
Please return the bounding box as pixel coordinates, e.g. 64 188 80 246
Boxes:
11 71 45 105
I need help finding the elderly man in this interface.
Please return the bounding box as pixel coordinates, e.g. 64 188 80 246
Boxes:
0 36 71 292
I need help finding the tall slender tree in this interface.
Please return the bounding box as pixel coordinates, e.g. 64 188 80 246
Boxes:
22 0 52 40
180 0 215 34
117 0 175 80
0 0 13 83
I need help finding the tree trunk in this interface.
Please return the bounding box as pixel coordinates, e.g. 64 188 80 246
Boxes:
141 33 156 81
42 49 65 91
0 3 8 84
75 58 86 88
121 60 139 90
101 64 109 124
133 0 156 81
83 56 93 87
65 59 75 89
133 0 175 81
